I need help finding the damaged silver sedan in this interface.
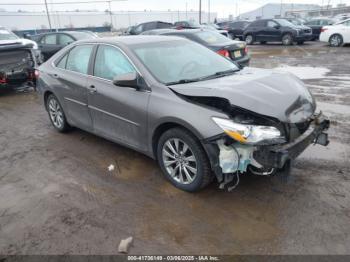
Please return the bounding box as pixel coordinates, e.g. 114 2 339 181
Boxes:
37 36 330 192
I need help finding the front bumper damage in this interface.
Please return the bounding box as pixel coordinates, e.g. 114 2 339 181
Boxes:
203 112 330 190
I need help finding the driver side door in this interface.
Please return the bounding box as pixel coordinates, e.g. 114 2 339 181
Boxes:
264 20 281 41
87 44 150 151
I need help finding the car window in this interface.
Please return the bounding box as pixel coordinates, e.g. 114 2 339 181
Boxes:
42 34 56 44
320 20 330 26
158 22 172 29
134 24 144 34
195 31 230 44
58 34 74 45
56 54 68 69
344 20 350 26
267 21 278 28
66 45 93 74
94 45 136 81
250 20 265 27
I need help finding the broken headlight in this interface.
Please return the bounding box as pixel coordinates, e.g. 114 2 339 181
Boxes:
212 117 285 145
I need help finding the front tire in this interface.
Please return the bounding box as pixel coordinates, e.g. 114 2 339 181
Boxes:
329 34 343 47
46 94 70 132
157 128 213 192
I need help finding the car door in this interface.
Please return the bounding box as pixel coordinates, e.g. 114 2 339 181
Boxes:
253 20 266 41
54 44 94 131
264 20 281 41
87 44 150 150
38 33 60 60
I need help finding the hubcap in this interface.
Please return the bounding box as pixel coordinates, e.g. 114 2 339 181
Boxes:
162 138 197 185
246 35 252 44
283 36 291 45
331 36 340 46
48 98 64 129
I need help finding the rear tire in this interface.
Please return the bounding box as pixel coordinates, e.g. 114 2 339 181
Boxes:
260 41 267 44
329 34 343 47
46 94 70 132
297 41 304 45
282 34 293 46
157 128 213 192
245 34 254 45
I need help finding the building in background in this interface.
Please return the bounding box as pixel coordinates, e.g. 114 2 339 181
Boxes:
286 4 350 18
238 3 320 20
0 10 217 31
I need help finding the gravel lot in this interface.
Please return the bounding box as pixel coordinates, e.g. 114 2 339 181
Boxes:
0 41 349 255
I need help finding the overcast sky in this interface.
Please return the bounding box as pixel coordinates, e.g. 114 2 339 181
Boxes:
0 0 350 17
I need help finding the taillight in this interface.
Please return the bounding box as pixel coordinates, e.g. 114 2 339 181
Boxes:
0 74 6 84
217 49 230 58
244 46 249 54
321 28 328 32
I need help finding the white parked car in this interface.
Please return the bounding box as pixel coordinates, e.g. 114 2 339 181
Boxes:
320 18 350 47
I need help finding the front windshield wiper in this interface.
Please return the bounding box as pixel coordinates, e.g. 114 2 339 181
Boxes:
166 77 206 86
165 69 239 86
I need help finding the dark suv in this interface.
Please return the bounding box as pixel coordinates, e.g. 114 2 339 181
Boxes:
243 19 313 45
127 21 173 35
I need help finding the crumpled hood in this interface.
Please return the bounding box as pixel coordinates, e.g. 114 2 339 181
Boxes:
169 67 316 123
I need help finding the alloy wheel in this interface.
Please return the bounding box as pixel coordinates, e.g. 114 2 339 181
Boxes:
245 35 253 45
162 138 197 185
330 35 342 47
48 98 64 129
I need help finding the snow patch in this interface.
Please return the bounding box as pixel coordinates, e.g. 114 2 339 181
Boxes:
274 65 331 80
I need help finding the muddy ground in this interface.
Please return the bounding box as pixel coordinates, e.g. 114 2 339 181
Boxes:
0 42 349 255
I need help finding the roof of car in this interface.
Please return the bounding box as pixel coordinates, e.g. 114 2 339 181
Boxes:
78 35 185 45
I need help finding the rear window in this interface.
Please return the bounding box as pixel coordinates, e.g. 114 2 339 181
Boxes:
195 31 230 44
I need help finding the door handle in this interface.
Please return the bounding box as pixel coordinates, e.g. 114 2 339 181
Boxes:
88 85 97 93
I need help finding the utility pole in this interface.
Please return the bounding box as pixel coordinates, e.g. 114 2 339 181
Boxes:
199 0 202 24
186 2 188 20
44 0 52 30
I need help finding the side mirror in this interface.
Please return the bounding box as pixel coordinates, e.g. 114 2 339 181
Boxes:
113 72 140 90
274 25 280 29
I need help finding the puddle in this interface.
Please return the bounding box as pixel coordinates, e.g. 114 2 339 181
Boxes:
274 65 330 80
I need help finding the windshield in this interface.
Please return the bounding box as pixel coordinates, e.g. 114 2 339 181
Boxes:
274 19 295 27
0 28 19 40
195 30 231 44
132 40 239 85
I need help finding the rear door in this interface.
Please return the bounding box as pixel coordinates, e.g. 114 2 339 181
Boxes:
54 44 94 131
38 33 60 60
87 44 150 150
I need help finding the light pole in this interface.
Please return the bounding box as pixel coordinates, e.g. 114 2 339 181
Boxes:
44 0 52 30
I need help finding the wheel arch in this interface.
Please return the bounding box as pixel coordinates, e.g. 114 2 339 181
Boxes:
151 120 204 160
43 90 54 111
